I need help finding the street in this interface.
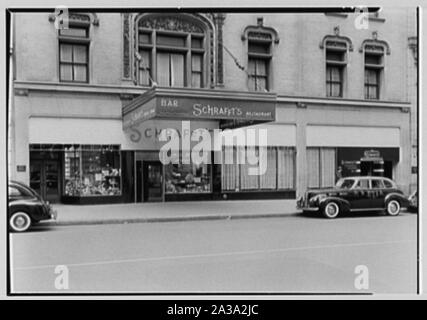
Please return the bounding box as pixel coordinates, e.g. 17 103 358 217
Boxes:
10 211 417 294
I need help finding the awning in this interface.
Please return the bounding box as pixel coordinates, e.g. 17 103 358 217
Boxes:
337 147 400 162
122 87 276 130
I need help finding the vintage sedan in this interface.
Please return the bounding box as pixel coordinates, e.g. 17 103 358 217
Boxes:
8 180 57 232
297 176 409 219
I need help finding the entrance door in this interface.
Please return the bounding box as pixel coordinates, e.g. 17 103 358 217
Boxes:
30 160 61 203
360 161 374 176
143 161 163 202
136 160 143 203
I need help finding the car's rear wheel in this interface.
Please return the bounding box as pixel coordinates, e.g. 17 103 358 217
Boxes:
386 200 401 216
9 211 32 232
323 202 340 219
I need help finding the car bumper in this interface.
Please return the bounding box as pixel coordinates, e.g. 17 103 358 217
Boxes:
296 198 319 211
49 209 57 220
298 207 319 212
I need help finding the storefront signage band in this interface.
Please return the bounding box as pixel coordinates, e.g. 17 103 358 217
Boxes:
123 94 276 130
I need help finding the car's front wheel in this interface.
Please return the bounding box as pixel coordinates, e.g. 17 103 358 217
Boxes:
386 200 401 216
9 211 32 232
323 202 340 219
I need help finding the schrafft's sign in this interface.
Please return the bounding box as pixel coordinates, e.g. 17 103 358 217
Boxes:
156 97 274 121
123 94 275 130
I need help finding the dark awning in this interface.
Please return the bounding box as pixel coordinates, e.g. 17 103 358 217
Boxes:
337 147 400 162
123 87 276 130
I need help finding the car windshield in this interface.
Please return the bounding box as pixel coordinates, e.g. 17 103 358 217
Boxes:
336 178 355 189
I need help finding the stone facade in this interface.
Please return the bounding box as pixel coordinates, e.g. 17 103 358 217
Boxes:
9 9 418 201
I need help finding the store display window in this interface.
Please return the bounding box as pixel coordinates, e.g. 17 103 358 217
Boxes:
165 159 212 194
64 145 121 197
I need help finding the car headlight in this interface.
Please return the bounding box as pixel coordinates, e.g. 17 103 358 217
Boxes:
309 194 326 205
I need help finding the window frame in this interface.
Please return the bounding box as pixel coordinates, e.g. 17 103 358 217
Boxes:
58 21 90 83
247 36 272 92
136 23 207 88
325 42 347 98
371 179 385 189
9 186 23 197
364 47 384 100
63 145 122 197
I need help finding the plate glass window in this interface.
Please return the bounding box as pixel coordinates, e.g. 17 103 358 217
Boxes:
64 145 121 197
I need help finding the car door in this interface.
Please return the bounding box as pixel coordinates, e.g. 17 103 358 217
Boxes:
350 178 371 209
370 178 386 208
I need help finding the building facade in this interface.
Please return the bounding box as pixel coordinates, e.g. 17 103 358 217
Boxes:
8 9 418 204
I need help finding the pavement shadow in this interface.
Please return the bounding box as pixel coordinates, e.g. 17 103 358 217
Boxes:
24 225 57 233
300 209 411 219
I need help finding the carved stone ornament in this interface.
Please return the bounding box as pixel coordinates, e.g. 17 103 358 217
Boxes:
241 23 280 44
358 33 391 55
320 34 353 51
122 13 131 79
138 15 204 33
408 36 418 65
48 12 98 26
247 31 273 41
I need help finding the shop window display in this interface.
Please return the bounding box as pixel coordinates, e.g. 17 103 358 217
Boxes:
64 145 121 197
165 161 211 194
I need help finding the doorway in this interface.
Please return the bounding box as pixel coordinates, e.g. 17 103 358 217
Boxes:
29 159 61 203
143 161 163 202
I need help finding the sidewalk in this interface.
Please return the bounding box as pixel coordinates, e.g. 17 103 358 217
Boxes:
43 199 299 226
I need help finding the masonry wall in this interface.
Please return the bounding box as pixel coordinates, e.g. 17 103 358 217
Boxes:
222 10 414 101
10 10 416 198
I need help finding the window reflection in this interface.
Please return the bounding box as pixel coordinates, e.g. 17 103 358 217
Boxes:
64 145 121 197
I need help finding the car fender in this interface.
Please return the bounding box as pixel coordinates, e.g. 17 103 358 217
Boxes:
319 197 351 212
8 200 43 220
384 192 409 208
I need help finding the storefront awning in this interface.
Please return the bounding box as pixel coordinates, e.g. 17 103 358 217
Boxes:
122 87 277 130
337 147 400 163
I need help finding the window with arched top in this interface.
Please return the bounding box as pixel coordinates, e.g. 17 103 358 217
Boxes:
324 40 349 97
360 36 390 100
135 14 210 88
320 31 353 98
241 21 279 92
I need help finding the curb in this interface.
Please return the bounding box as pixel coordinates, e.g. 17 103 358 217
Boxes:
38 211 300 227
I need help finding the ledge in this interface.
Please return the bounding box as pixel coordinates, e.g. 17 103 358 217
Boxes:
277 95 411 110
14 80 410 110
14 80 145 96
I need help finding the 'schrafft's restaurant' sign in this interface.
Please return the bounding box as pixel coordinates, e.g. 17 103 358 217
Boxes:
123 87 276 130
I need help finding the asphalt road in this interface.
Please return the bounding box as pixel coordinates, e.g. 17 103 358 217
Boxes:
9 211 418 294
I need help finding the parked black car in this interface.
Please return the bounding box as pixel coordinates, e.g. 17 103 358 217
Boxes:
297 176 409 219
408 190 418 213
8 180 57 232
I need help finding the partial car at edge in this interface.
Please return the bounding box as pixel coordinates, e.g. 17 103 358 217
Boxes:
8 180 57 232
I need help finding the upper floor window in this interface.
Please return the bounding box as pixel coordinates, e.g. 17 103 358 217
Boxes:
58 16 90 83
248 32 272 91
136 15 207 88
247 33 272 92
360 33 390 100
364 45 384 99
242 19 279 92
325 41 347 97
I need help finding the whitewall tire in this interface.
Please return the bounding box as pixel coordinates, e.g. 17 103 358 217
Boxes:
9 212 32 232
386 200 401 216
323 202 340 219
